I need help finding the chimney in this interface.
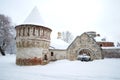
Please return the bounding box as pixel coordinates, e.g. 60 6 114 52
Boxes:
57 32 62 39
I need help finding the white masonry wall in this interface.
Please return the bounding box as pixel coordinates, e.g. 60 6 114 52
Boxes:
16 48 43 59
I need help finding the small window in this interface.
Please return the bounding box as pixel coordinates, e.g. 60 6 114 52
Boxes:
23 27 25 36
51 52 54 56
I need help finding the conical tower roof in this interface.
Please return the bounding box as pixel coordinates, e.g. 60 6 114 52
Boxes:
24 7 45 26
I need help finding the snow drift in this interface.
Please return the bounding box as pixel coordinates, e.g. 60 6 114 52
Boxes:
0 54 120 80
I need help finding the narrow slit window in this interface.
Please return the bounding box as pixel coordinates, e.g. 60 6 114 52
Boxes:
28 27 30 36
33 27 35 36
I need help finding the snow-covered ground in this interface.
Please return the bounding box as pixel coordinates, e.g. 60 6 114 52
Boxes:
0 55 120 80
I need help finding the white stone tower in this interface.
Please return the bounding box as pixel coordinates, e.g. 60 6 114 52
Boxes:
16 7 52 65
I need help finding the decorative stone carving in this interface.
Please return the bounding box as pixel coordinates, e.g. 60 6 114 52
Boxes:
67 32 103 60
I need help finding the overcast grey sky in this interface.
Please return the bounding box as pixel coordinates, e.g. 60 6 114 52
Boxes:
0 0 120 44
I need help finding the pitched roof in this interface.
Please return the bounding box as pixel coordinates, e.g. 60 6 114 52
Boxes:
50 38 69 49
24 7 45 26
67 32 98 50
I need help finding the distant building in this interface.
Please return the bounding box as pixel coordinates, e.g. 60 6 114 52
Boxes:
97 42 114 47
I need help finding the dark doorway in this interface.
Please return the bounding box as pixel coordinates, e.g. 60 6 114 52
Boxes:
44 55 48 60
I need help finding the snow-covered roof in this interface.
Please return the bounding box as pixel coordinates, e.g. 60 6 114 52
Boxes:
50 38 69 49
24 7 45 26
102 47 120 49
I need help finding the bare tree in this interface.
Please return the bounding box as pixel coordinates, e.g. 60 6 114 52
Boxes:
62 31 73 43
0 14 15 56
117 42 120 47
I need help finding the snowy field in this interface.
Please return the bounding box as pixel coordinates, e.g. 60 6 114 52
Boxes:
0 54 120 80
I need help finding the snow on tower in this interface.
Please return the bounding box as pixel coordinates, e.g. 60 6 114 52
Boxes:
24 7 45 26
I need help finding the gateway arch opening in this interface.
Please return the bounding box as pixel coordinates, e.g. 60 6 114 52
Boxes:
77 49 92 61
